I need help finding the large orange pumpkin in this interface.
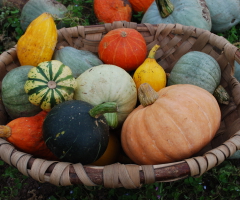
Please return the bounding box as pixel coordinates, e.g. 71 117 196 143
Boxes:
94 0 132 23
98 28 147 71
128 0 154 13
121 83 221 165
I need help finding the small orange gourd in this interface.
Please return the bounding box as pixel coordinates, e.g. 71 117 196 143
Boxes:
121 83 221 165
133 44 166 92
17 12 57 66
98 28 147 72
94 0 132 23
128 0 154 13
0 111 57 160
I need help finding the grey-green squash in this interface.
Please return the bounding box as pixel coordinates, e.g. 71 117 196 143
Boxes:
20 0 68 31
205 0 240 33
142 0 212 31
74 64 137 129
1 65 41 119
53 46 103 78
43 100 113 164
24 60 77 112
167 51 221 94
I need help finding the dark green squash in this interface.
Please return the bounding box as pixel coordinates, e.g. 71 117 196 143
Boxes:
20 0 68 31
42 100 117 164
53 46 103 78
1 65 41 119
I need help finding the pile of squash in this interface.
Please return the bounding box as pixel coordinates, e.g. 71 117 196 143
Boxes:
0 11 227 166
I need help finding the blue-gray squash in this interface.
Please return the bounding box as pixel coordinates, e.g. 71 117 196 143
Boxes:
205 0 240 33
53 46 103 78
142 0 212 31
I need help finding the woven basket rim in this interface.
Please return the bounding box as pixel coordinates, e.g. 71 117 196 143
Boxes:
1 22 240 188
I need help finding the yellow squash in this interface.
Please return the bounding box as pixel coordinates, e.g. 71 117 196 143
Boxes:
17 12 57 66
133 44 166 92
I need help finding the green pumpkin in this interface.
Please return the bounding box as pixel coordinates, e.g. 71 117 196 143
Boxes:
205 0 240 33
20 0 68 31
24 60 77 112
74 64 137 129
53 46 103 78
167 51 221 94
43 100 113 164
1 65 42 119
141 0 212 31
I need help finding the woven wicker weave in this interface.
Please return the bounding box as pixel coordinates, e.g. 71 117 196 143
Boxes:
1 21 240 188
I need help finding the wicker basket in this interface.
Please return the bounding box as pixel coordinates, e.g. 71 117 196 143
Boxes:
1 21 240 189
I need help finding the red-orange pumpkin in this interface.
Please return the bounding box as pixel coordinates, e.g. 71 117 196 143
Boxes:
128 0 154 13
121 83 221 165
0 111 57 160
98 28 147 71
94 0 132 23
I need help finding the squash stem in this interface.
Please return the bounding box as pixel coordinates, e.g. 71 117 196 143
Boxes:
138 83 159 107
155 0 174 18
103 113 118 129
89 102 118 119
148 44 160 59
0 126 11 138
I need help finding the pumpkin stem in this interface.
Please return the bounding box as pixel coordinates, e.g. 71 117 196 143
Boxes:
138 83 159 107
213 85 230 105
148 44 160 59
103 113 118 129
155 0 174 18
89 102 118 119
0 126 11 138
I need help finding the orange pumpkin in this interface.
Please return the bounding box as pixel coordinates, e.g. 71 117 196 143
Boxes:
128 0 154 13
98 28 147 71
0 111 57 160
94 0 132 23
121 83 221 165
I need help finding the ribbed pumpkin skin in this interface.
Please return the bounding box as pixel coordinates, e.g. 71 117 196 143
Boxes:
43 100 109 164
74 64 137 126
128 0 154 12
167 51 221 94
205 0 240 33
6 111 57 160
53 46 103 78
17 12 57 67
141 0 212 31
94 0 132 23
20 0 68 31
98 28 147 71
24 60 77 112
121 84 221 165
1 65 41 119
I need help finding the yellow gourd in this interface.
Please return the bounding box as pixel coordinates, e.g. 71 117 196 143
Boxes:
133 44 166 92
17 12 57 66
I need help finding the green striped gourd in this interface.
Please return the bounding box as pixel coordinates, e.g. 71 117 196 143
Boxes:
24 60 77 111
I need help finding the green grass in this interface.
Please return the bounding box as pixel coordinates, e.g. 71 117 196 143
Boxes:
0 1 240 199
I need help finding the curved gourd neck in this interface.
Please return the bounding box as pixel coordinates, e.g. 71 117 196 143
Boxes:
155 0 174 18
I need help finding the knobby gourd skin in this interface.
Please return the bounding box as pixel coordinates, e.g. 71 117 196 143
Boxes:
121 84 221 165
94 0 132 23
98 28 147 72
1 65 41 119
0 111 57 160
74 64 137 128
24 60 77 112
141 0 212 31
17 12 57 67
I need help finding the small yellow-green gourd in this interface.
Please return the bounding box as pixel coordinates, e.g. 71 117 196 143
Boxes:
133 44 166 92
